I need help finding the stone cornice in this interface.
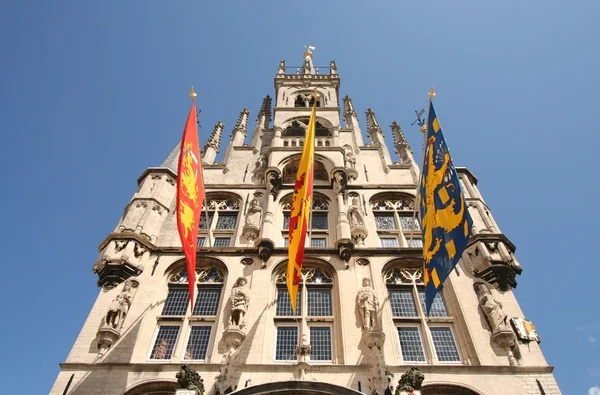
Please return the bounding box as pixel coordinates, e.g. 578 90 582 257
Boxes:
58 362 554 375
468 232 517 253
98 232 156 253
137 167 177 185
457 167 478 185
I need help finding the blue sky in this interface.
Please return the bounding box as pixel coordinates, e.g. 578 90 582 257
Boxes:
1 0 598 393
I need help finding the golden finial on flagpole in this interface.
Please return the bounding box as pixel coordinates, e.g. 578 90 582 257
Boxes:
428 86 436 100
313 89 320 99
189 86 197 101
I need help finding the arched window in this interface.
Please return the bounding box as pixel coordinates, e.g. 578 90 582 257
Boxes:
281 193 330 248
294 95 305 107
282 119 331 137
274 266 334 362
370 194 421 248
149 265 226 361
383 267 460 363
282 160 328 184
198 196 241 248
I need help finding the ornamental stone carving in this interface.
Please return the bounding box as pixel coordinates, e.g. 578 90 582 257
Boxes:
243 199 262 242
348 194 368 246
395 367 425 394
474 280 519 366
474 280 509 333
357 278 379 331
333 171 346 195
176 365 205 395
229 277 250 329
105 279 136 330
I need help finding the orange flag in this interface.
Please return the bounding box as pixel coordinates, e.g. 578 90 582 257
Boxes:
176 100 204 310
287 95 317 313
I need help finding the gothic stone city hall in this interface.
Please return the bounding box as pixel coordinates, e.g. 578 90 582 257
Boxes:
51 54 561 395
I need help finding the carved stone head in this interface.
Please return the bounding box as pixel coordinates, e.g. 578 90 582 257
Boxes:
362 278 371 287
235 277 247 287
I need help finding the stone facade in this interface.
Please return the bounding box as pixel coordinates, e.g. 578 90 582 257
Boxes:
51 52 561 395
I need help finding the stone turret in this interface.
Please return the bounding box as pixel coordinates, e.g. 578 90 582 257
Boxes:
203 121 224 165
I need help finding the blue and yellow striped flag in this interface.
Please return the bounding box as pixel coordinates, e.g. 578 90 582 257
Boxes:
419 101 473 314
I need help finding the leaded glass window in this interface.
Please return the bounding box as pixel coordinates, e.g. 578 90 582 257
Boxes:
150 326 180 360
381 237 399 248
418 290 448 317
283 214 290 229
184 326 211 360
192 288 221 316
199 214 214 230
198 197 240 246
397 327 425 362
197 237 207 247
214 237 231 247
311 238 327 248
215 213 237 230
375 213 396 230
389 290 417 317
408 238 423 248
311 214 328 230
399 216 421 231
386 268 458 364
162 288 189 316
276 288 301 316
430 327 460 362
307 288 332 316
310 326 332 361
275 326 298 360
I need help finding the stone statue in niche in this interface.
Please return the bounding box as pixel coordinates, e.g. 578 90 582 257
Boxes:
229 277 251 329
474 281 509 333
348 195 366 227
333 172 346 195
357 278 379 331
255 153 266 170
244 199 263 228
105 280 134 330
345 150 357 169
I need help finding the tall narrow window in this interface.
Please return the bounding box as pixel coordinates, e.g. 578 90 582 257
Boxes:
197 197 240 248
151 266 226 362
281 194 331 247
385 267 460 364
274 267 334 362
371 195 421 248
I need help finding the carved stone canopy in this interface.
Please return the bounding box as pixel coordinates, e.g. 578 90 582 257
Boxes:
93 256 143 289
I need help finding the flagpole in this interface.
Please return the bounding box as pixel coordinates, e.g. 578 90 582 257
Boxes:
408 87 435 250
190 86 213 248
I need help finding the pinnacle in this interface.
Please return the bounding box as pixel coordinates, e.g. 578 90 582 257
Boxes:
365 108 382 134
343 95 357 119
233 109 249 136
205 121 224 151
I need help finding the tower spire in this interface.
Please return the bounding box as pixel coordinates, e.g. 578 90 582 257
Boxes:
202 121 224 165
